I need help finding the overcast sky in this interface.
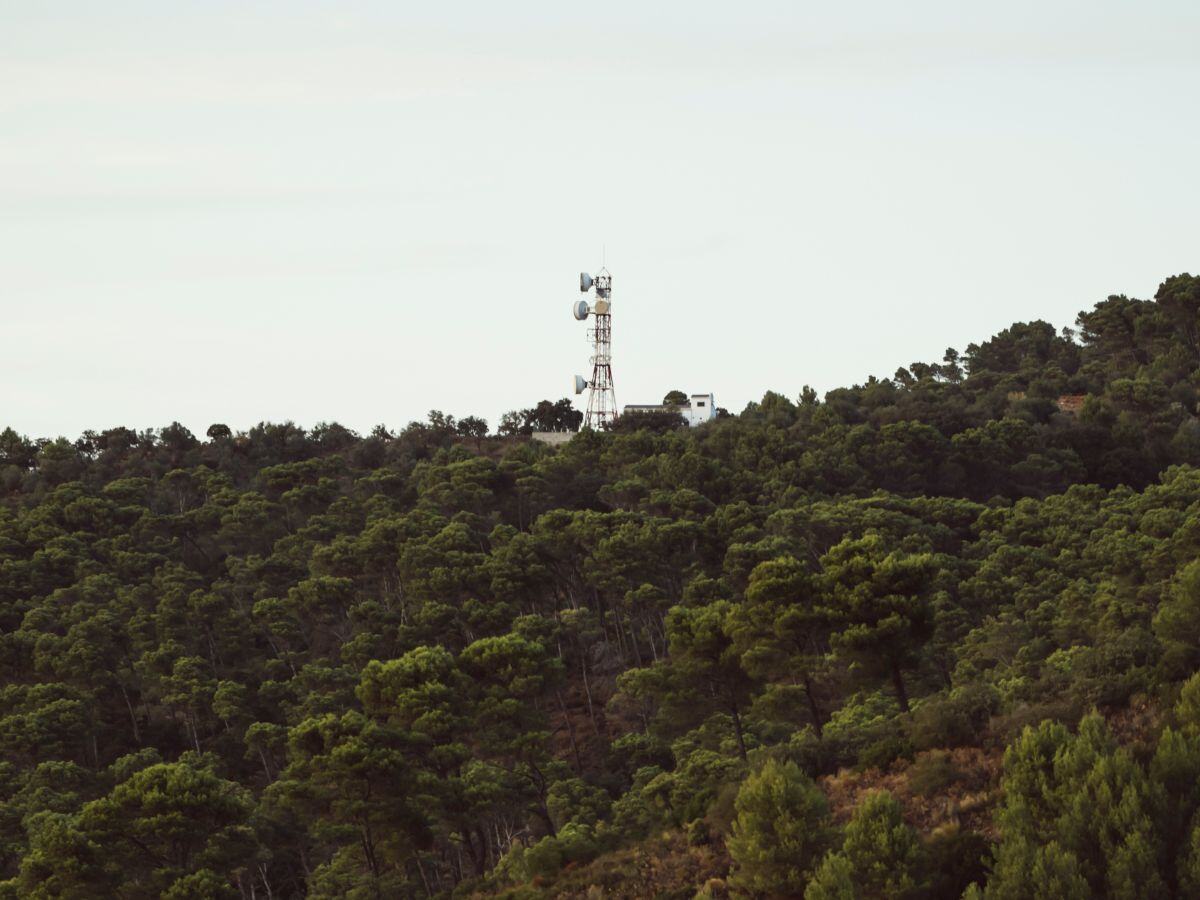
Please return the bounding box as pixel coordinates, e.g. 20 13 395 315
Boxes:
5 1 1200 438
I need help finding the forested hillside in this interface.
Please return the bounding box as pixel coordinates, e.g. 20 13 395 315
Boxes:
6 275 1200 898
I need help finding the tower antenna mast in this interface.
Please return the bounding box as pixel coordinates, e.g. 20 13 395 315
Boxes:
572 268 617 430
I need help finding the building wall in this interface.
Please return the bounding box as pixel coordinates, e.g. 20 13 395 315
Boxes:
684 394 716 426
621 393 717 427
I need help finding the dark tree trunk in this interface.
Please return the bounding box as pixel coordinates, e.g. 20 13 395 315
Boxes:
556 689 584 773
360 826 379 877
461 827 483 878
730 700 748 760
891 662 911 713
801 671 824 736
474 826 490 875
581 656 599 735
120 682 141 743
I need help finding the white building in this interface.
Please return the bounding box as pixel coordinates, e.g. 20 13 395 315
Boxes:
622 393 717 427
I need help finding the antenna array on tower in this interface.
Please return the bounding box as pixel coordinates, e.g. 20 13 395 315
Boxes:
573 268 617 430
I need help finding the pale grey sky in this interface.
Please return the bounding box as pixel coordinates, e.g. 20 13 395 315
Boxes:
4 2 1200 438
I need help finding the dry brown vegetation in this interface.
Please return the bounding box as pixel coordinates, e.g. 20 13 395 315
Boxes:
822 748 1003 840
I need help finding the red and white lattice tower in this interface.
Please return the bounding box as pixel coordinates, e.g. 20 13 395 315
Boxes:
572 268 617 430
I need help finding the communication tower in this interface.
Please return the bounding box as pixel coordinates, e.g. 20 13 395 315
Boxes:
572 268 617 429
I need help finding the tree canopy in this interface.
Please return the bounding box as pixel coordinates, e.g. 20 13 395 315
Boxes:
5 274 1200 896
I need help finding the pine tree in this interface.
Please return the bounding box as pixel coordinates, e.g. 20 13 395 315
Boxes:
727 759 831 897
805 790 924 899
804 852 856 900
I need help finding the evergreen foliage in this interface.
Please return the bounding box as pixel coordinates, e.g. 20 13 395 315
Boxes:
5 275 1200 894
806 790 924 899
727 759 830 896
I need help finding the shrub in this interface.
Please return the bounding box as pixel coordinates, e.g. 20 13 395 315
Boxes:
909 683 998 750
547 778 611 830
857 735 914 771
907 750 962 798
822 691 903 764
502 824 603 882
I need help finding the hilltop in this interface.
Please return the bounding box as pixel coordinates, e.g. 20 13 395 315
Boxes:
4 274 1200 897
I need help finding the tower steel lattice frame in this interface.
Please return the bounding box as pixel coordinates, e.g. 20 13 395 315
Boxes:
584 271 616 430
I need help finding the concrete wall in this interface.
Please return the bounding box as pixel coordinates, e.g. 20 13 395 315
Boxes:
684 394 717 426
530 431 575 447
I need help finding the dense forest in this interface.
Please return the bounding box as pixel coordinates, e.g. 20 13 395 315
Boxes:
6 274 1200 898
